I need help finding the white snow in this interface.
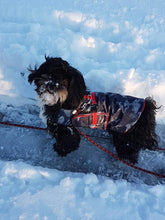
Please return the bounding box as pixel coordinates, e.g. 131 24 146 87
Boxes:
1 160 165 220
0 0 165 219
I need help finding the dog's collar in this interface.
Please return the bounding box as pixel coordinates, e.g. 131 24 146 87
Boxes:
72 92 96 116
84 92 96 105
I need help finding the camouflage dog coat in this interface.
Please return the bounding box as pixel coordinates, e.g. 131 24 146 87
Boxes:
55 92 145 133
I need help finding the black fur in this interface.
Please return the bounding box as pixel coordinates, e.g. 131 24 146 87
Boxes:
112 98 158 163
28 56 158 164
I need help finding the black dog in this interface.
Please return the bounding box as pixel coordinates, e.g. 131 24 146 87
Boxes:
28 56 158 164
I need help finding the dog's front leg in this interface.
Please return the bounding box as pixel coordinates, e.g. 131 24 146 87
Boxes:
47 119 80 156
53 124 81 156
47 118 58 136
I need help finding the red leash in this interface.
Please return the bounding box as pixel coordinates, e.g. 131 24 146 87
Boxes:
156 147 165 152
74 126 165 179
0 120 165 179
0 121 46 131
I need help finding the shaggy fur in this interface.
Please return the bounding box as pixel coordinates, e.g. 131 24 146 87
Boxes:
28 56 158 164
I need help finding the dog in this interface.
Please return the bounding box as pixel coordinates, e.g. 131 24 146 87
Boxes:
28 56 158 164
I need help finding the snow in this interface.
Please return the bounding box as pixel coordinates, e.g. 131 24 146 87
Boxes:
1 160 165 220
0 0 165 219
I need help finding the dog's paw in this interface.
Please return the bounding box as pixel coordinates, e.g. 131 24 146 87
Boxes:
53 143 69 156
120 153 138 164
53 134 80 156
116 147 139 164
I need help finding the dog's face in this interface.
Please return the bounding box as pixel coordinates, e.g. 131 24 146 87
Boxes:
36 75 68 106
28 57 70 106
28 57 86 108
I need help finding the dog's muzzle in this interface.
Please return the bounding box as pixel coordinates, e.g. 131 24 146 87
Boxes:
38 81 68 106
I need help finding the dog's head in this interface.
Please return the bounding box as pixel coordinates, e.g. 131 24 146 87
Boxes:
28 56 86 108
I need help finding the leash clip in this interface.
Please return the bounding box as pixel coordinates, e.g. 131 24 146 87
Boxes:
80 99 91 112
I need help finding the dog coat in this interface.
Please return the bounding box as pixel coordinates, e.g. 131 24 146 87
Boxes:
55 92 145 133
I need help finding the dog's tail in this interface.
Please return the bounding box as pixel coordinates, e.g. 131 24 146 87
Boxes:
138 97 159 150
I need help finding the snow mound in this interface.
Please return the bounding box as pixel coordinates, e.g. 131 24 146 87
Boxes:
0 160 165 220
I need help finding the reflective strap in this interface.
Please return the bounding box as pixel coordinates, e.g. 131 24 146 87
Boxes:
91 92 96 104
92 113 97 128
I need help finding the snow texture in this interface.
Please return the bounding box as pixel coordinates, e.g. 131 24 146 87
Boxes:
0 0 165 219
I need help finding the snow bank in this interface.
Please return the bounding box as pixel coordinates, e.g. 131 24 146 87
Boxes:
0 160 165 220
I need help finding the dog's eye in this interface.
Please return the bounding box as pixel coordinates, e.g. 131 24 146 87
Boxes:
46 82 60 91
47 84 56 91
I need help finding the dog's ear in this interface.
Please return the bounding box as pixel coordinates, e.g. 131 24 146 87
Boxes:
28 66 39 84
67 67 86 106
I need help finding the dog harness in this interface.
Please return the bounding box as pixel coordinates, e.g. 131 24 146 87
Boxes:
55 92 145 133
